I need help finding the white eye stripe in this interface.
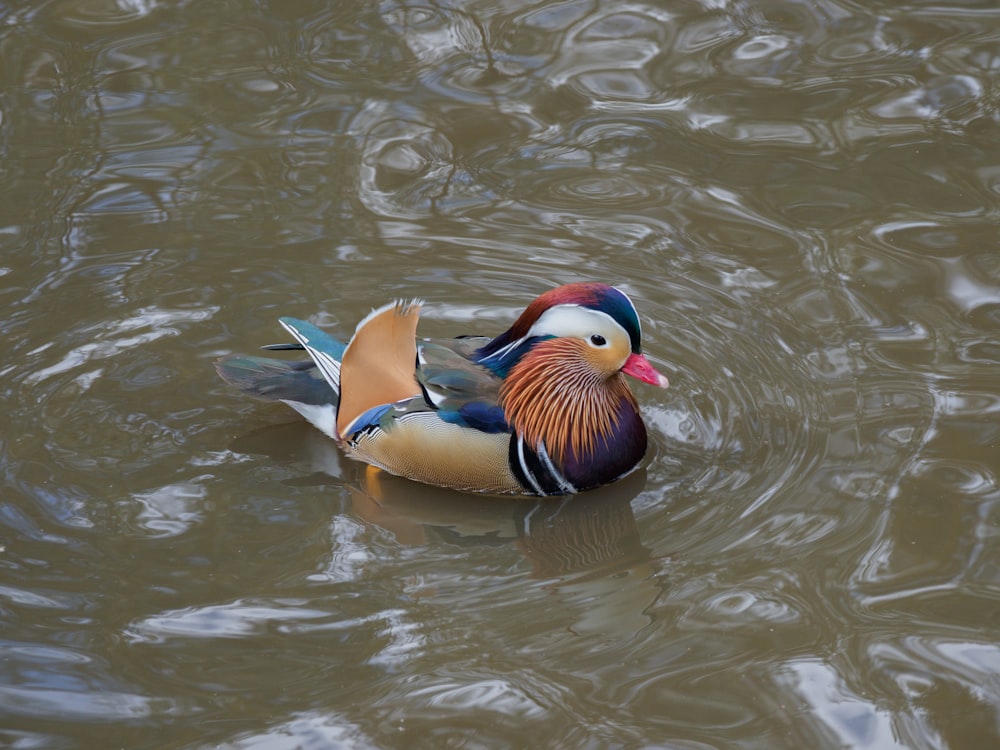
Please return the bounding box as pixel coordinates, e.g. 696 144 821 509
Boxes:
526 305 629 343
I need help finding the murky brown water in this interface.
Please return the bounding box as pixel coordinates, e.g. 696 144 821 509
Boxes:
3 0 999 747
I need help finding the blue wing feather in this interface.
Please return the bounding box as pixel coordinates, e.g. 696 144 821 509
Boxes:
415 339 511 434
277 317 347 361
216 317 349 411
278 317 347 393
440 401 509 433
345 403 394 434
214 355 335 406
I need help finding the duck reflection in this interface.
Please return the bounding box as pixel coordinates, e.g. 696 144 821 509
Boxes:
230 421 661 635
231 421 652 572
354 467 661 637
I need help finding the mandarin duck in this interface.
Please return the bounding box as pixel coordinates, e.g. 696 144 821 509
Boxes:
215 283 669 496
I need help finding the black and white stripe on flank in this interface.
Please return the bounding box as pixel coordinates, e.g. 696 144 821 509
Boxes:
535 441 577 495
512 434 577 496
516 434 545 495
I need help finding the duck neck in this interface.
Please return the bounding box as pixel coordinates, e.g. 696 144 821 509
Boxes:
500 339 638 464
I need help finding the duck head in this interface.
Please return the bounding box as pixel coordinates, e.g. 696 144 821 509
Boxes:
477 283 669 465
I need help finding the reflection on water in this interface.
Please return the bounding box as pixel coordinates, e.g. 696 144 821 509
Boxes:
233 421 658 633
2 0 999 747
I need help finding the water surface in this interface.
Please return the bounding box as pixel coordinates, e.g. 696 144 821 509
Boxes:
2 0 999 747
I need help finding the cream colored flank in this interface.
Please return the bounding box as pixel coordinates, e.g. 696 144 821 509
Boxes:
348 412 522 494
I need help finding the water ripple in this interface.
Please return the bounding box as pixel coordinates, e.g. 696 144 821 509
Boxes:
3 0 1000 747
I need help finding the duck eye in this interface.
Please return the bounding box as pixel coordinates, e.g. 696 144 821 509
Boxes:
590 334 607 347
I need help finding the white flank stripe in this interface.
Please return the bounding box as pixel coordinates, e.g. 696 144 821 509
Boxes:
517 435 546 496
536 441 577 495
